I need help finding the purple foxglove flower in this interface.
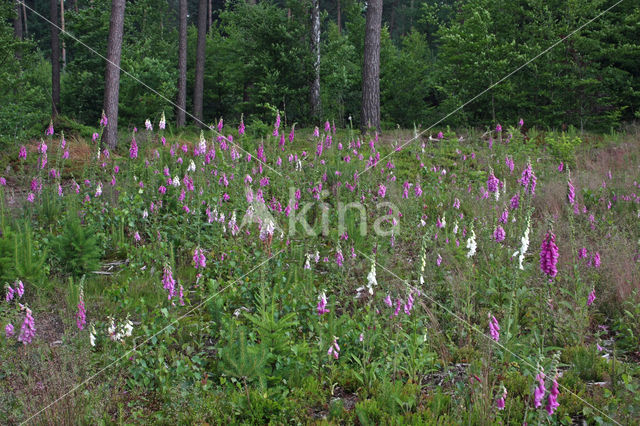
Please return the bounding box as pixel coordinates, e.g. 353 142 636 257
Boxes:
540 232 559 278
378 183 386 198
384 294 392 307
510 193 520 210
317 292 330 316
567 179 576 205
5 323 14 337
533 372 546 408
494 226 506 243
489 314 500 341
545 377 559 415
487 172 500 193
18 307 36 344
76 299 86 330
162 266 176 300
496 387 507 410
130 138 138 159
587 288 596 306
5 285 14 302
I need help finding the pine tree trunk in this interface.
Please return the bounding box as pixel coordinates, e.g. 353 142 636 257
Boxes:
361 0 382 134
14 0 23 40
60 0 66 69
22 2 28 36
193 0 207 126
176 0 187 127
101 0 126 149
310 0 321 119
50 0 61 117
337 0 341 34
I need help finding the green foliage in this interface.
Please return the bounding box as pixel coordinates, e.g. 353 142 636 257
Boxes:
218 323 267 387
0 221 48 286
0 2 50 144
381 30 437 128
54 213 102 277
547 133 583 165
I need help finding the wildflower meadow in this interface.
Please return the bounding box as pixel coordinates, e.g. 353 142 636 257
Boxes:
1 115 640 424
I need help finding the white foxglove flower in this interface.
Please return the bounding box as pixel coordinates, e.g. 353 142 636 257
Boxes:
89 325 96 347
95 182 102 197
466 229 477 258
517 216 531 270
198 131 207 153
187 160 196 172
123 319 133 337
172 176 180 187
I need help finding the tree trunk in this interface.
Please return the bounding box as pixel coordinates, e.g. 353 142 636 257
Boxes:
176 0 187 127
193 0 207 126
50 0 60 117
336 0 341 34
14 0 23 40
60 0 66 69
361 0 382 134
101 0 126 149
310 0 321 119
22 1 28 36
208 0 212 32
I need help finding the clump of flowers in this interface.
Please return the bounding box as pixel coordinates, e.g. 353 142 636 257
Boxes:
540 231 559 278
494 226 506 243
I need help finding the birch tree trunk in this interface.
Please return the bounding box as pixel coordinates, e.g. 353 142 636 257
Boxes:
310 0 321 119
